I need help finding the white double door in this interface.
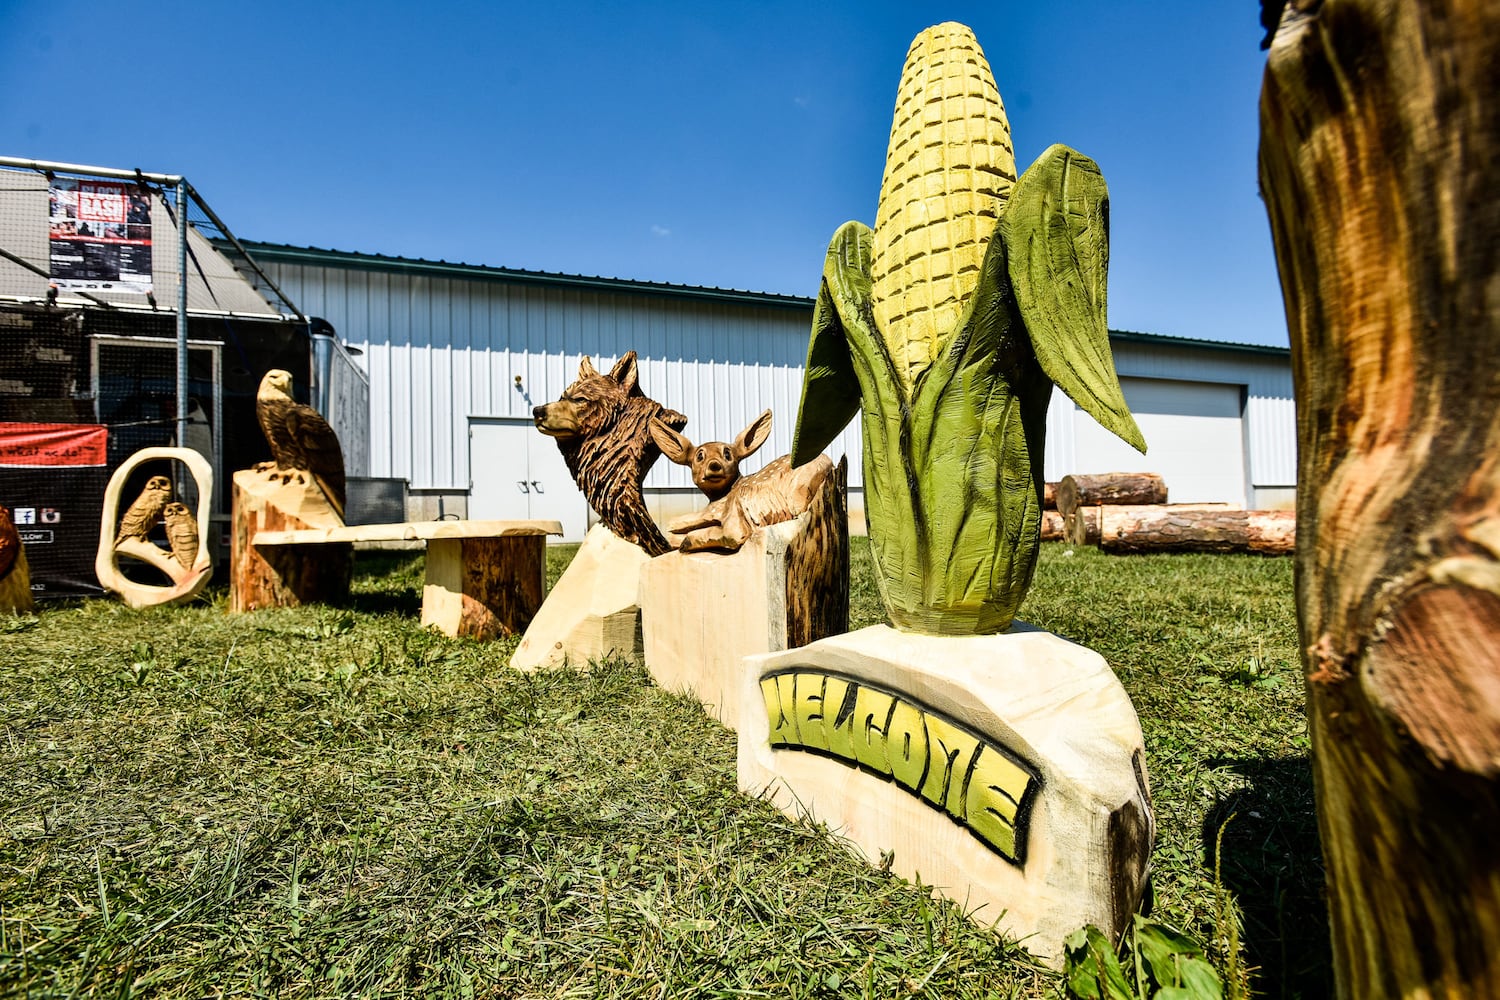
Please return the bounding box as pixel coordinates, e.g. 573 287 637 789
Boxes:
468 417 589 542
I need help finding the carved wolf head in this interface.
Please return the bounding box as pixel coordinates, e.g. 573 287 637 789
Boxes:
532 353 641 440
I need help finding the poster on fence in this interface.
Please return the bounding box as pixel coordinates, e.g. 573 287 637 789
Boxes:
48 178 154 295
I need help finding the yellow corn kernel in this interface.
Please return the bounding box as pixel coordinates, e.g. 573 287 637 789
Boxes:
870 22 1016 391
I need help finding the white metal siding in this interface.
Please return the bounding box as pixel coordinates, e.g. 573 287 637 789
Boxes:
264 255 1295 500
1042 341 1296 490
260 260 865 492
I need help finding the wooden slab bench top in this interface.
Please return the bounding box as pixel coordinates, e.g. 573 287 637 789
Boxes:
231 470 563 641
252 519 563 546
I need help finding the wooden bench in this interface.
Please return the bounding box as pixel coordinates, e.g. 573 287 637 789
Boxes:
251 519 562 639
230 468 560 639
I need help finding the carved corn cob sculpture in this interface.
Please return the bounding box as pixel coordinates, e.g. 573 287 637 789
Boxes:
792 22 1145 635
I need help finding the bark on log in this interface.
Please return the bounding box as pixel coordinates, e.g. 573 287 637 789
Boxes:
421 535 547 640
1056 473 1167 517
231 470 352 612
1260 2 1500 996
785 456 850 649
1040 510 1065 541
1043 482 1058 511
1063 506 1100 547
1099 506 1294 556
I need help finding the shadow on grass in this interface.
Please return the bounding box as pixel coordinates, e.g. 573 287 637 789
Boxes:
1203 755 1332 1000
346 586 422 618
348 550 425 617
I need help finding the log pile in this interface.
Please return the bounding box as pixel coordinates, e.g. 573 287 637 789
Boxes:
1099 506 1294 556
1052 471 1292 554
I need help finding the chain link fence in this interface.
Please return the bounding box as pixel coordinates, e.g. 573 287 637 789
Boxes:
0 158 341 597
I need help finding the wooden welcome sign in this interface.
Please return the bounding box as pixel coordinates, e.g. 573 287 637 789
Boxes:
738 625 1153 967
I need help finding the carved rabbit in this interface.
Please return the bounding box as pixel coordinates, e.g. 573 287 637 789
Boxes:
650 410 834 553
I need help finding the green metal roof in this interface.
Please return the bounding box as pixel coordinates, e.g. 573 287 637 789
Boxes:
233 240 1290 357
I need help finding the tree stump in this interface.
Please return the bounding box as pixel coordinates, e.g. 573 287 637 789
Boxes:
1261 1 1500 995
231 469 351 612
1098 506 1294 555
1055 473 1168 516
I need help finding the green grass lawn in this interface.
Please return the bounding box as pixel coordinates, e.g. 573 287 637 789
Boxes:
0 541 1327 999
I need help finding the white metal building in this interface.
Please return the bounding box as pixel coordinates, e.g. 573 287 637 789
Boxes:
244 242 1296 541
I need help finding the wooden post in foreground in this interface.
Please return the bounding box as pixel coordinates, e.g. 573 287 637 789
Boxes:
1260 2 1500 996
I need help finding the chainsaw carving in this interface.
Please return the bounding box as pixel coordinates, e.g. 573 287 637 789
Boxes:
652 409 835 554
790 21 1145 635
162 501 199 569
256 369 347 519
533 352 687 557
95 447 214 609
115 475 172 544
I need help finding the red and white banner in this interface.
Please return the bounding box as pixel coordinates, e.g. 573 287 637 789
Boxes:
48 178 154 295
0 422 109 467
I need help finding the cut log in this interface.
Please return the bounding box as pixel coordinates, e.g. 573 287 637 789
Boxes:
231 469 351 612
1040 509 1065 541
1055 473 1167 516
422 535 546 640
1260 1 1500 995
1063 506 1100 546
1098 506 1295 556
1043 481 1058 511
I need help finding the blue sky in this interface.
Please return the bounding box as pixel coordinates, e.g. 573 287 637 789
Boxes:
1 2 1287 347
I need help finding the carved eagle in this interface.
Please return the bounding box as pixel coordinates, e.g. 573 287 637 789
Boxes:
0 504 18 581
116 475 172 545
255 369 347 518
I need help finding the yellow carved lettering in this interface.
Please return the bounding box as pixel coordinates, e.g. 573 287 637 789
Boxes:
851 684 895 774
792 672 831 752
761 674 798 748
886 698 928 792
921 713 981 816
822 674 858 762
964 744 1034 860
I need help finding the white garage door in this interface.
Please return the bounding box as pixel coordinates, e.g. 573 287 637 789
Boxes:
1073 377 1247 505
469 418 590 542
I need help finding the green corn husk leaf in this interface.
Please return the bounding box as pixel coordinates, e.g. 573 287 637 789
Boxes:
1003 144 1145 453
791 146 1144 635
795 216 1045 633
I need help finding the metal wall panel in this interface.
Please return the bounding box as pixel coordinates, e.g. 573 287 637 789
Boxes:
1043 340 1297 488
258 259 865 493
261 255 1296 498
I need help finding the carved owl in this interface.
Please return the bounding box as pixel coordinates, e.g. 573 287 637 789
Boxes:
162 502 198 569
256 369 346 518
0 504 18 581
116 475 172 545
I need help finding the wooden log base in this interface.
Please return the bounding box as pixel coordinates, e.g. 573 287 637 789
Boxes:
640 487 850 730
422 535 546 640
232 469 351 612
0 544 33 613
510 524 651 670
738 624 1153 967
1099 506 1295 555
